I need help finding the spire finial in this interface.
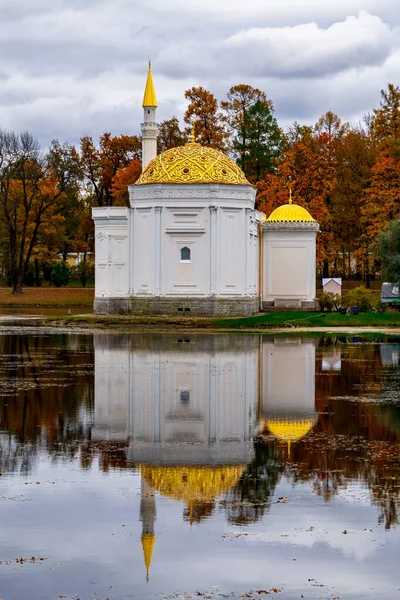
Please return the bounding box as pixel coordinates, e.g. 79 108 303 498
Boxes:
191 118 195 144
289 187 293 204
142 61 157 107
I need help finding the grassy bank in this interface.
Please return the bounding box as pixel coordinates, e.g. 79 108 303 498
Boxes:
0 287 94 307
216 311 400 328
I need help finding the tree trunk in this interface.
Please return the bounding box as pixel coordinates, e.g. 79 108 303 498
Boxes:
34 258 41 287
323 259 329 278
12 272 23 294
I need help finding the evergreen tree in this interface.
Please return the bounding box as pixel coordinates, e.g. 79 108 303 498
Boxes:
377 219 400 285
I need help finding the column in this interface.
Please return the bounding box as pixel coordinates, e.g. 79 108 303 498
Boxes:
129 209 134 293
209 205 218 295
154 206 162 295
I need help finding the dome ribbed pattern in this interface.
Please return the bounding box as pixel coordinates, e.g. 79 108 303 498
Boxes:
140 465 246 502
136 144 250 186
267 203 316 223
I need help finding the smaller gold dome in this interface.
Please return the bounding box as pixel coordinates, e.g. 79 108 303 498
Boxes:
263 418 316 442
136 144 250 186
267 203 316 223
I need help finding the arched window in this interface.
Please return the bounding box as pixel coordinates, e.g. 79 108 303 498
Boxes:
181 246 191 261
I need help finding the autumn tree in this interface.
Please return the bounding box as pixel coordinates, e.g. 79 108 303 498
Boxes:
332 129 376 279
362 142 400 240
158 117 186 152
0 130 81 293
80 132 141 207
314 110 350 139
370 84 400 142
221 85 282 181
257 126 335 276
111 159 142 206
183 87 228 150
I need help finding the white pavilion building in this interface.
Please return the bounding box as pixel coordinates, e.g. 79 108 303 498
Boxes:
92 65 320 316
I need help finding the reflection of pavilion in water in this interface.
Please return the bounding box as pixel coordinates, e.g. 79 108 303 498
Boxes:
260 339 317 450
92 334 318 580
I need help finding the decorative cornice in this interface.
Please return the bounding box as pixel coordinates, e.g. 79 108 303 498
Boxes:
262 221 320 232
130 183 256 203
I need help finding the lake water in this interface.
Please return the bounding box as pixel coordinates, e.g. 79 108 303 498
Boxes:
1 332 400 600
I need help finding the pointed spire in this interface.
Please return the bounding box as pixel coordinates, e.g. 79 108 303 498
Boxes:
191 118 195 144
142 60 157 108
141 533 156 582
289 187 293 204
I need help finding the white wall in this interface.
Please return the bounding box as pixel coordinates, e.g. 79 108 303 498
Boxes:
262 228 318 303
261 339 316 418
92 207 130 298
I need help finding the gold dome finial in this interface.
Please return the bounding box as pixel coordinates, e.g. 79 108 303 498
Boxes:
289 187 293 204
141 533 156 582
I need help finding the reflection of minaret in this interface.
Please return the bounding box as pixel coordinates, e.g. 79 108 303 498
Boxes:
140 478 156 582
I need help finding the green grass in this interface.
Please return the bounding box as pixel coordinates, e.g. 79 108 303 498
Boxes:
215 311 400 329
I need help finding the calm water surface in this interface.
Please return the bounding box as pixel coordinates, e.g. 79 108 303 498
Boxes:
1 332 400 599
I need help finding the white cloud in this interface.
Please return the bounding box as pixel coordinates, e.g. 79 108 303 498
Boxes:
223 12 395 78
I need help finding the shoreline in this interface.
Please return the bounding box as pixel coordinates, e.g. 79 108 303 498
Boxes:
1 313 400 336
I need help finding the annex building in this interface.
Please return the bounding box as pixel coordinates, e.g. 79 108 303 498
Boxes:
92 65 320 316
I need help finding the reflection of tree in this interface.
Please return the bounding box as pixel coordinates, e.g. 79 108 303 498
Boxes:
0 434 38 475
183 501 215 525
222 445 284 525
0 334 94 472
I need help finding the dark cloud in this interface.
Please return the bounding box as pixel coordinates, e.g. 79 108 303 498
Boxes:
0 0 398 146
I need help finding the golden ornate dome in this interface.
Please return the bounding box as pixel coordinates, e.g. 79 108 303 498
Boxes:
262 418 316 442
136 143 250 186
267 203 316 223
140 464 246 503
267 191 316 223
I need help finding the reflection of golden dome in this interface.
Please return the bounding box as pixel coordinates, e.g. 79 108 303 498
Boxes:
136 144 250 186
263 418 316 442
267 203 316 223
140 465 246 503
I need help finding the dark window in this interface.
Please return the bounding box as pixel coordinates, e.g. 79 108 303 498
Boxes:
181 246 191 261
180 389 190 404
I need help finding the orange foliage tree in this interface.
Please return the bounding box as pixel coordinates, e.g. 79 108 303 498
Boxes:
184 87 228 150
158 117 186 152
257 124 336 275
111 160 142 206
80 132 141 207
0 132 81 293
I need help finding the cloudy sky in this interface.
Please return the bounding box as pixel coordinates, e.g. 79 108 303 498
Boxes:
0 0 399 146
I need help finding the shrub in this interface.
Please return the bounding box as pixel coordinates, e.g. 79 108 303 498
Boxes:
342 286 376 312
50 262 70 287
76 261 95 288
317 291 341 312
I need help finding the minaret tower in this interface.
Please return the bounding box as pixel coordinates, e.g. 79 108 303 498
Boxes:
141 61 158 170
140 478 156 582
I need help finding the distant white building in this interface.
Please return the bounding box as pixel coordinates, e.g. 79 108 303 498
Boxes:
92 65 320 315
322 278 342 296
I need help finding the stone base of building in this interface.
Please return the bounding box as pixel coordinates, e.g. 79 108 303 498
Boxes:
127 443 254 466
94 295 260 316
262 299 318 312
